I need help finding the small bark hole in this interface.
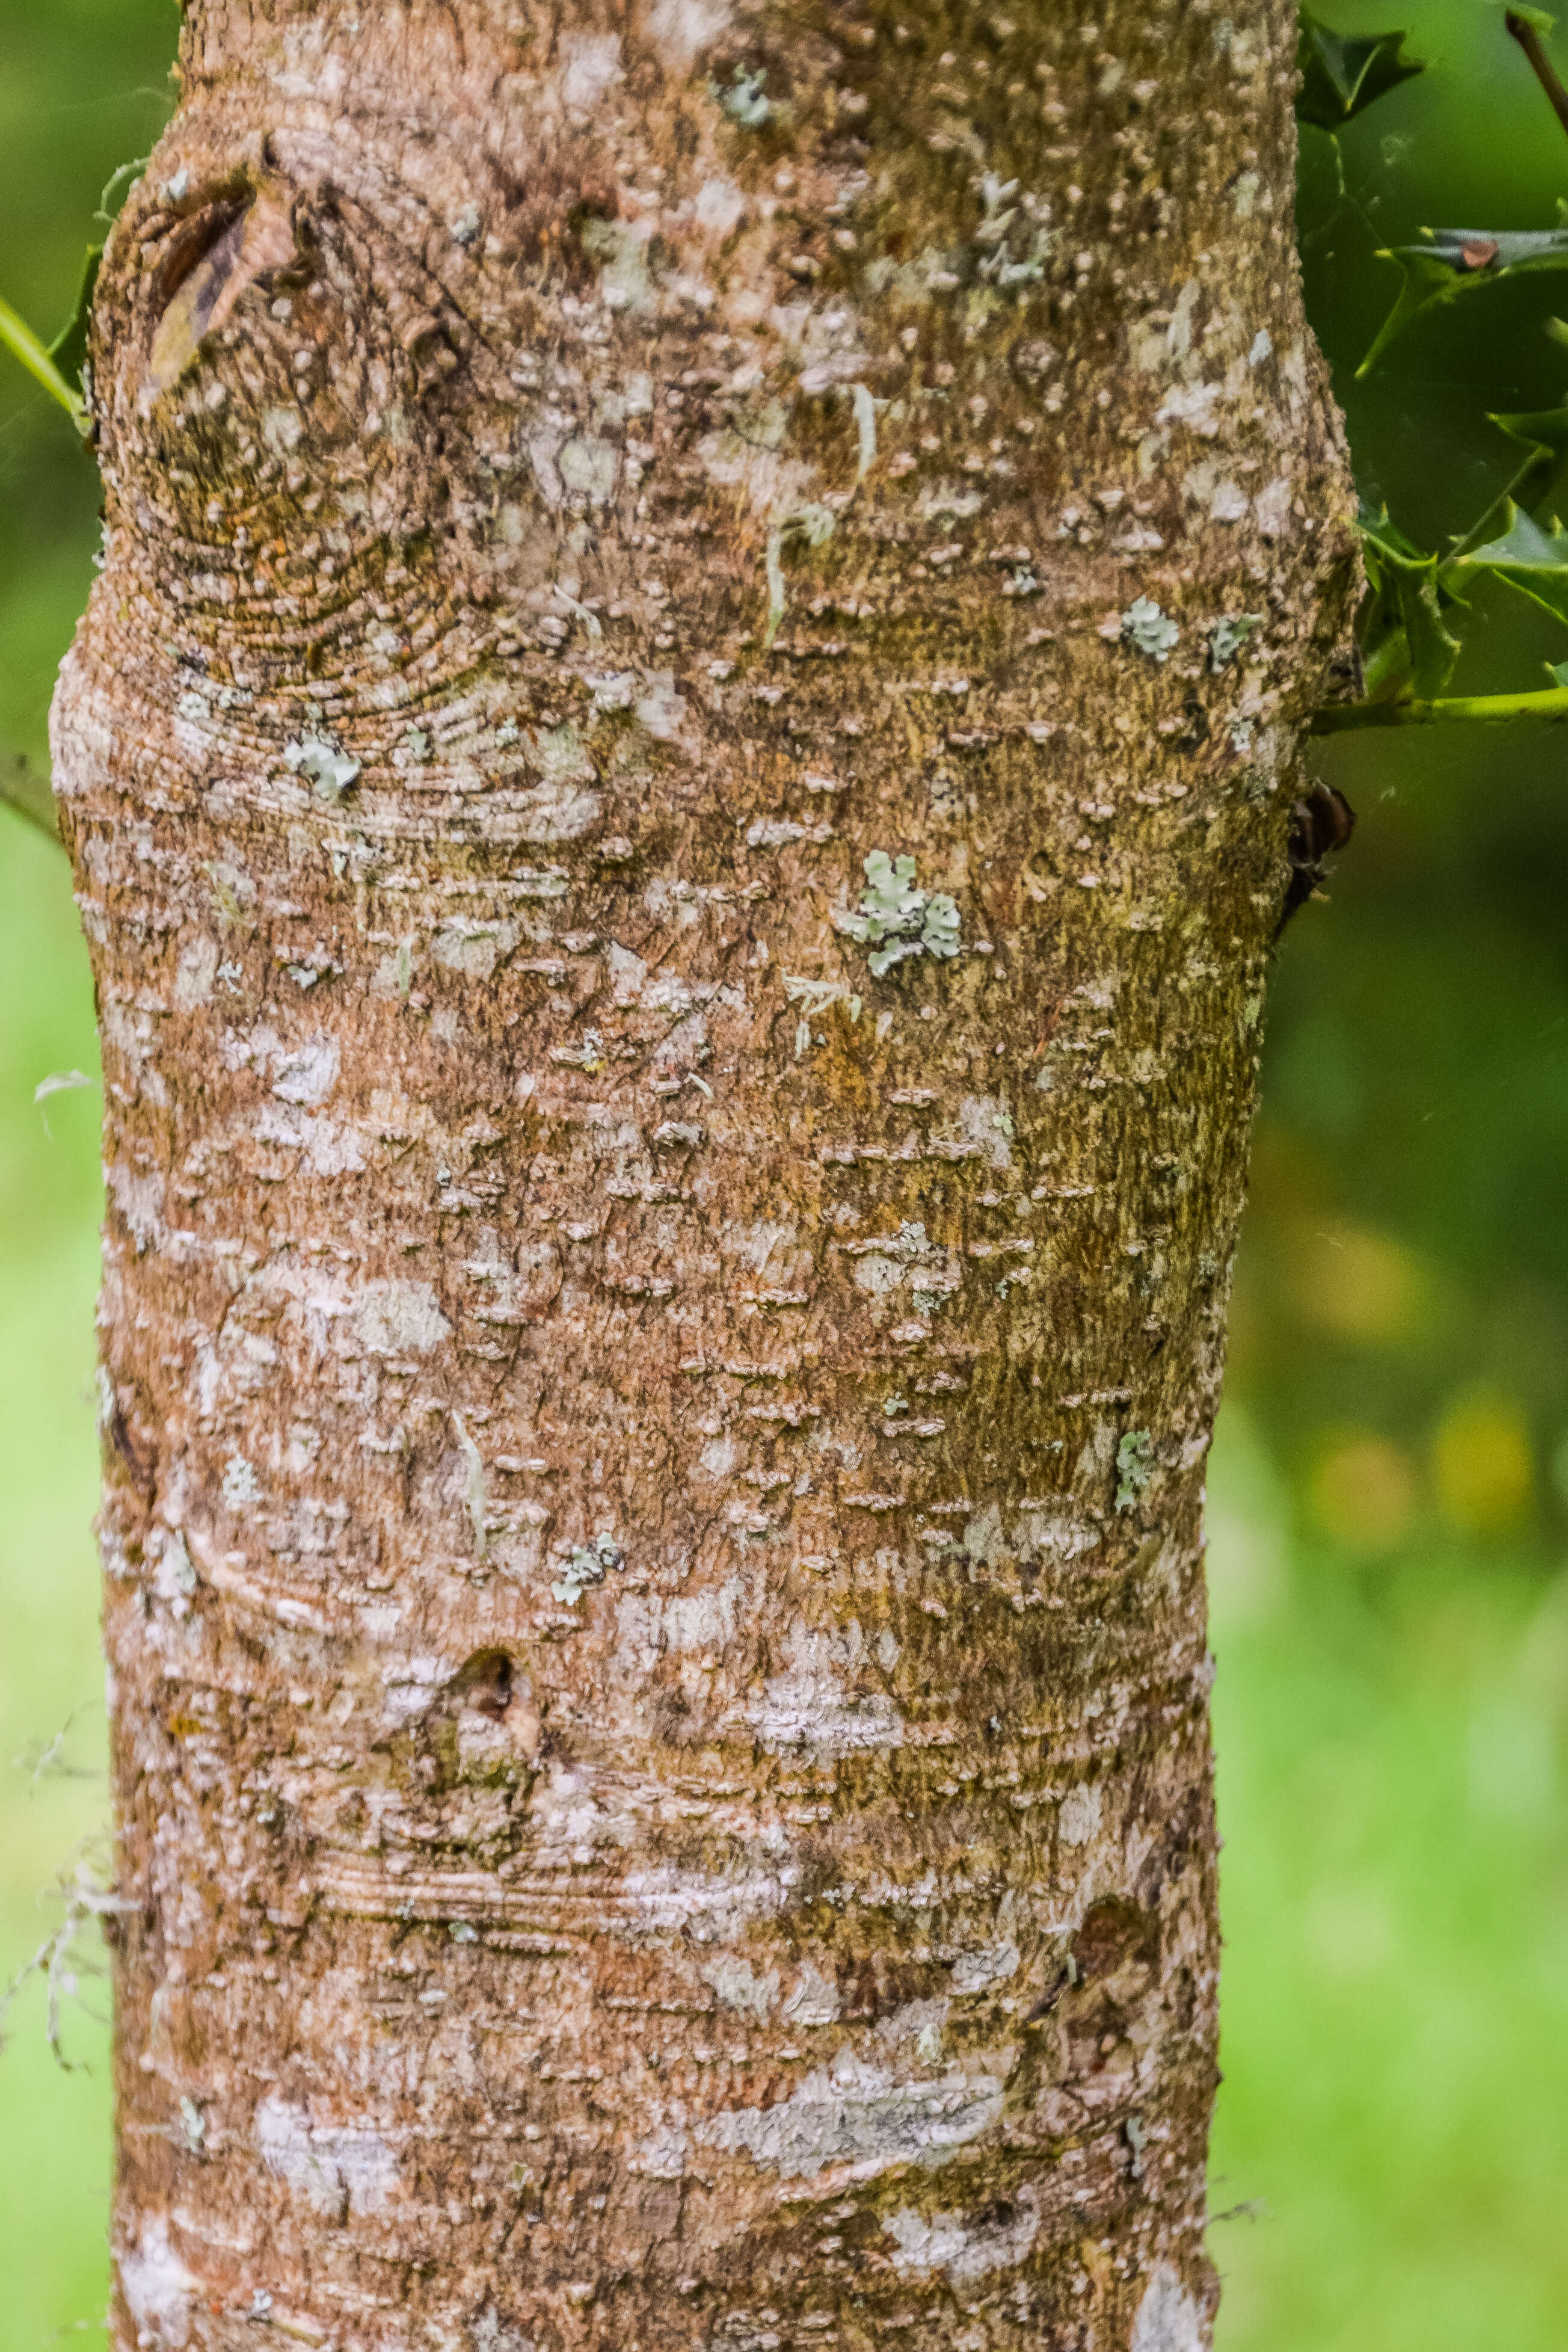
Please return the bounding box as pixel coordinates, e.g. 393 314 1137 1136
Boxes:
144 188 297 399
454 1648 514 1721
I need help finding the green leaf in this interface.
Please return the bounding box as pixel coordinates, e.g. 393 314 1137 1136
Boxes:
1359 226 1568 377
1296 8 1423 131
48 245 102 395
1442 501 1568 629
1355 508 1464 702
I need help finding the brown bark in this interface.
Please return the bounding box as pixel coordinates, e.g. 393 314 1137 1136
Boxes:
54 4 1354 2346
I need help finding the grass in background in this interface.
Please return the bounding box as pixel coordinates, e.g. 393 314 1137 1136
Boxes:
1207 1418 1568 2350
0 820 111 2345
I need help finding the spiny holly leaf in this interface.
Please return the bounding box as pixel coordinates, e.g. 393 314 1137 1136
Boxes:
1356 508 1463 701
1359 226 1568 376
1297 8 1423 131
1442 502 1568 629
48 245 102 394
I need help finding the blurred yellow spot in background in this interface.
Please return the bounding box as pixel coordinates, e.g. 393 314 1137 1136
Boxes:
1309 1429 1419 1551
1281 1217 1433 1348
1432 1390 1534 1538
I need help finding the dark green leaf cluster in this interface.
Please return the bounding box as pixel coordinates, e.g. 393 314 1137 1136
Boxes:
1299 6 1568 718
1297 7 1423 132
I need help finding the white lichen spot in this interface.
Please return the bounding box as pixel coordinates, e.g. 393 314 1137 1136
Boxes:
747 1623 905 1758
851 381 878 482
1121 598 1180 662
221 1453 259 1508
172 935 219 1012
120 2214 196 2348
152 1530 197 1614
718 64 773 126
558 436 618 501
949 1937 1020 1995
1132 2263 1206 2352
256 2093 398 2220
958 1094 1013 1171
1253 475 1294 538
781 1960 842 2027
628 2118 689 2180
1059 1783 1104 1847
694 175 746 235
634 673 688 740
552 1531 623 1607
884 2187 1041 2285
260 405 303 455
353 1281 452 1358
877 1999 948 2063
703 1953 781 2018
451 1412 487 1558
650 0 733 67
106 1163 166 1254
282 734 359 801
559 31 623 111
699 2047 1009 2182
271 1035 339 1105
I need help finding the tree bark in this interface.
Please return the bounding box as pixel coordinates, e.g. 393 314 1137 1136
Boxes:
54 3 1354 2345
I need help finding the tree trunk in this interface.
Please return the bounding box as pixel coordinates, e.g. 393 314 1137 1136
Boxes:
54 3 1353 2345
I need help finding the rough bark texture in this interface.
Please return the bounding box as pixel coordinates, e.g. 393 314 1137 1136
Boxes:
54 4 1354 2347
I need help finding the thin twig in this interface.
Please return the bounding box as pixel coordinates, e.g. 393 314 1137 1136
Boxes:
1 750 60 840
0 1841 133 2071
1506 11 1568 144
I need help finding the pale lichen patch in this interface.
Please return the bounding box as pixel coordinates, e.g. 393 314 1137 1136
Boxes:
697 2047 1011 2182
1131 2263 1206 2352
352 1281 452 1358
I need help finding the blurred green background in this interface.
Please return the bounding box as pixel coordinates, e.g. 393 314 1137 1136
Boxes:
1 1 1566 2344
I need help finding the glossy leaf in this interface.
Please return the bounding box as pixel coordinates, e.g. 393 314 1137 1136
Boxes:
1442 502 1568 629
48 245 102 394
1356 508 1463 702
1297 9 1423 131
1359 227 1568 377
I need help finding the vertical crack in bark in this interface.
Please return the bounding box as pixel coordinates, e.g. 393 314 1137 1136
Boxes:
55 4 1355 2347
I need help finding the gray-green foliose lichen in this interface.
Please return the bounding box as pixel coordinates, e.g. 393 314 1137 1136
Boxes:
844 852 961 979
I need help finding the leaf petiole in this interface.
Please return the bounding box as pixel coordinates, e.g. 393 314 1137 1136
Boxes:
0 290 87 429
1311 685 1568 731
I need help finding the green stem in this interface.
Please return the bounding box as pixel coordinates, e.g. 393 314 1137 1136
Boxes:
0 292 87 428
1311 686 1568 731
0 753 60 840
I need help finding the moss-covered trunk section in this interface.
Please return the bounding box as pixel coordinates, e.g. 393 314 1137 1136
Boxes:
52 2 1353 2344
